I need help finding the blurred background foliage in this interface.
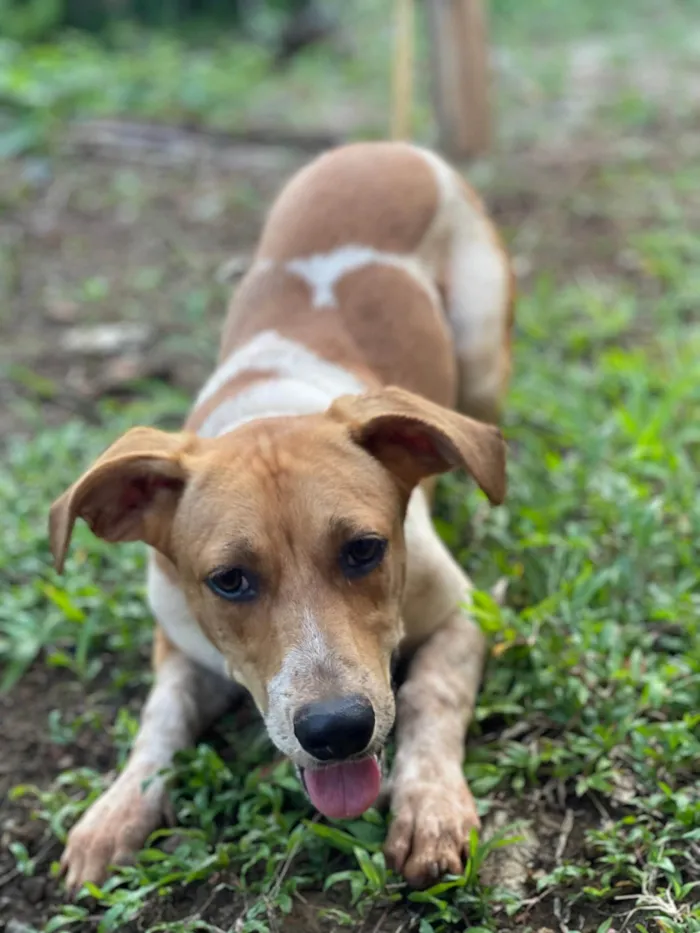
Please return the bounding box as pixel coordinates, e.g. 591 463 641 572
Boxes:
1 0 698 161
0 0 310 40
0 0 351 157
2 0 698 41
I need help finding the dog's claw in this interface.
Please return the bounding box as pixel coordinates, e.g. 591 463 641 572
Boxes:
385 771 480 888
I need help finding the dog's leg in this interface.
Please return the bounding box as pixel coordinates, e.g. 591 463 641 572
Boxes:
385 488 487 886
385 609 486 886
61 629 237 894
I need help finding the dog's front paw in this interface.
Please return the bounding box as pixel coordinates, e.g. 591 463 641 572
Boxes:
384 769 480 887
61 770 166 896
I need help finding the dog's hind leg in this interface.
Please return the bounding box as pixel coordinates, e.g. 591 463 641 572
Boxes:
59 629 238 896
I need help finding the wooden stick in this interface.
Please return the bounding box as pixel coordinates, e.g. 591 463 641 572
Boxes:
426 0 491 158
391 0 415 141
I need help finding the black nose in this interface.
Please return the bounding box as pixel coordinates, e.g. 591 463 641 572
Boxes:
293 694 375 761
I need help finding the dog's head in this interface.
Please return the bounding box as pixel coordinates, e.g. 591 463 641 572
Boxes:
50 386 505 818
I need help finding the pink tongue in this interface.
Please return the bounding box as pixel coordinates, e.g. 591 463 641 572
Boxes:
304 757 381 820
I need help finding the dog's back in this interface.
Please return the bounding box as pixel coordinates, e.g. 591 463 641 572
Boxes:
213 142 513 427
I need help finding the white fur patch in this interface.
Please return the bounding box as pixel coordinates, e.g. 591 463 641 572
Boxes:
447 232 509 357
413 145 509 361
283 244 439 309
265 609 337 760
194 330 367 439
133 651 197 763
268 609 330 700
146 554 227 676
251 257 274 275
198 378 346 438
196 330 366 407
401 487 472 638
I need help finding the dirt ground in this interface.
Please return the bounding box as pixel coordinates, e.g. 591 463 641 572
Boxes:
0 122 685 932
0 652 605 932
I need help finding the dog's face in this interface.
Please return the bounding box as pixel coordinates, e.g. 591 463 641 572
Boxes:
50 387 505 819
170 417 407 789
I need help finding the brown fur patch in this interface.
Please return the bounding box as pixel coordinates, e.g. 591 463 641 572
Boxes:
48 427 194 571
257 143 439 259
329 386 506 503
218 262 457 411
152 623 178 668
218 266 374 385
334 264 457 409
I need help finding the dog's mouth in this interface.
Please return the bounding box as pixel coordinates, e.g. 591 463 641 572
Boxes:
299 754 382 820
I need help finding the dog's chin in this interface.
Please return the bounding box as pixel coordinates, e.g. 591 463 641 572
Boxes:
296 748 386 821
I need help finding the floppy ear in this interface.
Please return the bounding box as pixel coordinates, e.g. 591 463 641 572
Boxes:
328 386 506 504
49 427 197 573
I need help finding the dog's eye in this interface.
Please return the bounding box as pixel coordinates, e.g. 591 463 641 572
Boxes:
340 536 387 578
206 567 258 602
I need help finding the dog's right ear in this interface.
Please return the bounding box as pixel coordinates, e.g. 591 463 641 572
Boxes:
49 427 198 573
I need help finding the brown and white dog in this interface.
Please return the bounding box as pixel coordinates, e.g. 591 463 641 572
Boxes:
49 142 514 892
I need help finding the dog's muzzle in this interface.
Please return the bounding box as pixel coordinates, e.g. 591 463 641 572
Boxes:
292 693 383 819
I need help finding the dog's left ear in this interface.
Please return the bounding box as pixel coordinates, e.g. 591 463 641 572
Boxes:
329 386 506 504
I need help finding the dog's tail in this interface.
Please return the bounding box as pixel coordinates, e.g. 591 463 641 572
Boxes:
447 178 515 425
416 148 515 425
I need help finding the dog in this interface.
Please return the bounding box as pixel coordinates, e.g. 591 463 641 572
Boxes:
49 141 514 893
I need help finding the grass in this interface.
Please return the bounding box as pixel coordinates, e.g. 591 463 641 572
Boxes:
2 1 700 931
3 213 700 929
0 0 423 156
